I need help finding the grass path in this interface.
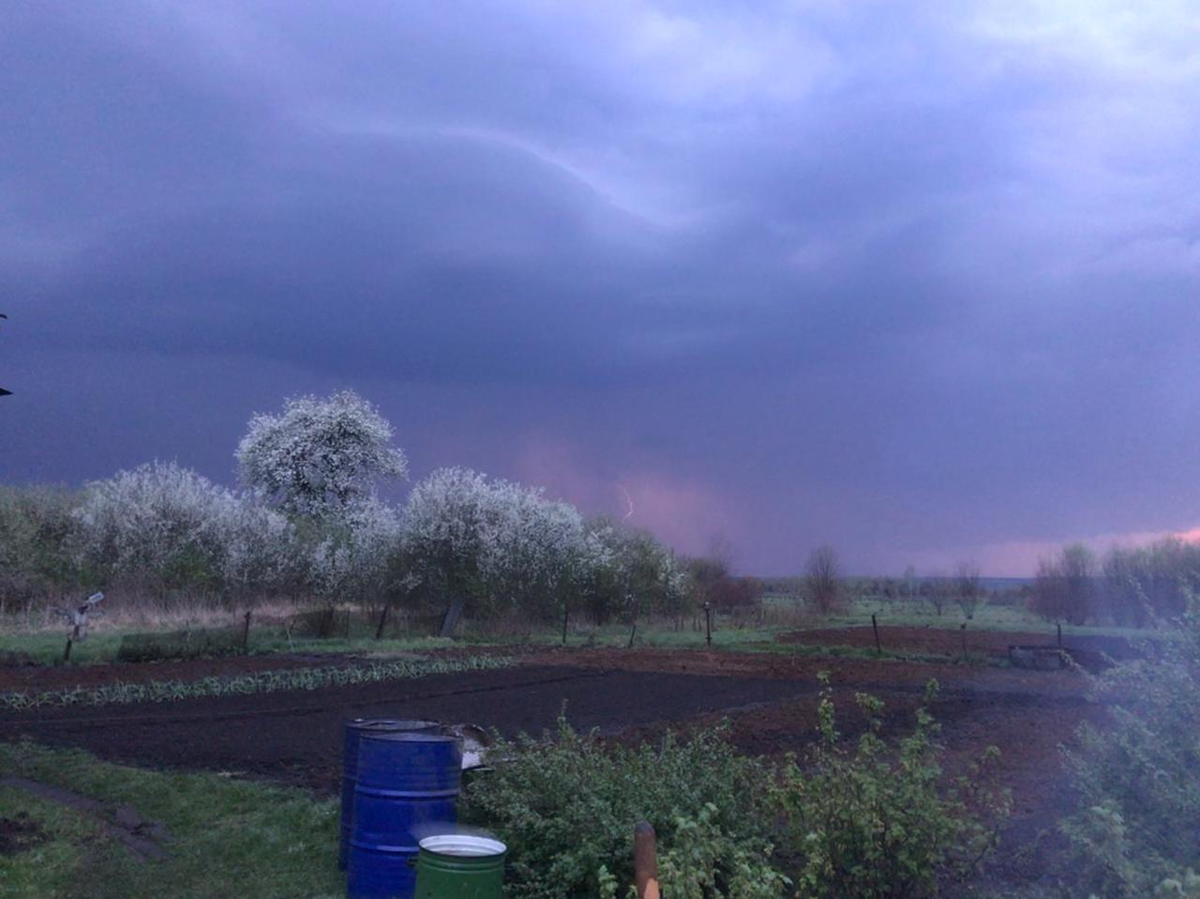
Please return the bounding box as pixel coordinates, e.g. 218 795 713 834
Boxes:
0 741 342 899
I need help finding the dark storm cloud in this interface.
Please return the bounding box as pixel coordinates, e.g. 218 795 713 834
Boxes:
3 1 1199 573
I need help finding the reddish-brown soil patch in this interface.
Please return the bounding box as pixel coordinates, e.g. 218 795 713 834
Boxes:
780 625 1146 666
526 646 1092 700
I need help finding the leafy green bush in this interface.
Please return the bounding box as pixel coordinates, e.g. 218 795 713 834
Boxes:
462 717 781 898
772 675 1010 899
1060 596 1200 897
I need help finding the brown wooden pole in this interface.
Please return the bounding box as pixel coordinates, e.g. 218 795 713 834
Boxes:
871 613 881 655
374 602 390 640
960 622 968 661
241 610 252 652
634 821 660 899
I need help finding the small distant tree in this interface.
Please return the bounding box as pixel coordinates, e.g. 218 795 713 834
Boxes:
236 390 408 521
1032 544 1095 625
954 561 983 620
921 572 949 616
805 544 843 615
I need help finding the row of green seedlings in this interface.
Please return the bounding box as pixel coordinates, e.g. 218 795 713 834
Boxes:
0 655 513 711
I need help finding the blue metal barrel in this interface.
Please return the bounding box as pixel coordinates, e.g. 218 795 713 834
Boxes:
340 719 441 870
346 733 462 899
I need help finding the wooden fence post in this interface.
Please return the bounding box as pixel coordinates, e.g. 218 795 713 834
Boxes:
374 602 390 640
634 821 660 899
871 613 881 655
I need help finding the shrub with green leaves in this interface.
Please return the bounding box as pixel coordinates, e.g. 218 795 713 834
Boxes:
1060 595 1200 897
772 675 1010 899
462 717 781 899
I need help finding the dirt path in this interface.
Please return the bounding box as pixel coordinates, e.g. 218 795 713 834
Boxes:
1 774 170 861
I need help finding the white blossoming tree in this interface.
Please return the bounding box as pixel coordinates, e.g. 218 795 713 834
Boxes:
400 467 604 636
308 496 401 607
216 491 297 605
582 516 690 643
74 461 234 589
236 390 408 521
73 460 295 603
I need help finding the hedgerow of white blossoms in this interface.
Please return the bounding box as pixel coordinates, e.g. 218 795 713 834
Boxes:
236 390 408 520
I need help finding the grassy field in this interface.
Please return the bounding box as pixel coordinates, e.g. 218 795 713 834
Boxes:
0 741 342 899
0 593 1161 668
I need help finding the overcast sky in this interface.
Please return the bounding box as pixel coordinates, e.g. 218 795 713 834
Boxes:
3 1 1198 575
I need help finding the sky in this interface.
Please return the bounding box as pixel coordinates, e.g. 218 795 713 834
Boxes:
2 1 1199 576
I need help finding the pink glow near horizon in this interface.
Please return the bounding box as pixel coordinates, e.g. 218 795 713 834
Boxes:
513 436 742 562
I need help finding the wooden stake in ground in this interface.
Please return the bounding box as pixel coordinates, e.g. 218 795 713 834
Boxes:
872 613 882 655
374 602 391 640
634 821 660 899
241 610 252 653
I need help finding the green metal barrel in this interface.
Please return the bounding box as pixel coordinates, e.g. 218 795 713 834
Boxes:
414 835 506 898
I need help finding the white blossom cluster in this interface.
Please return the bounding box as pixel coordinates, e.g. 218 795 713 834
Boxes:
73 460 296 595
236 390 408 520
399 467 612 616
308 497 401 602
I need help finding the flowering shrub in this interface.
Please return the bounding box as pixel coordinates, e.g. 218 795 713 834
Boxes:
236 389 407 520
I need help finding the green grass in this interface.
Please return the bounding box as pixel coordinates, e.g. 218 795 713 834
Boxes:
761 595 1164 641
0 596 1164 672
0 741 343 899
0 629 465 667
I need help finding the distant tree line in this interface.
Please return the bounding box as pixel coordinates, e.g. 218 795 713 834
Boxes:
1031 539 1200 627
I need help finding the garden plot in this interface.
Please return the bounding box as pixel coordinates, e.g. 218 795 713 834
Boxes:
1 646 1102 895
